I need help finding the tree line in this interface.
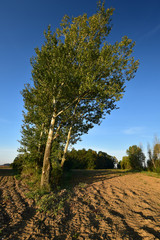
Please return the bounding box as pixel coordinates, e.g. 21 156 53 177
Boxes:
119 139 160 172
12 148 116 171
13 1 139 189
65 148 116 170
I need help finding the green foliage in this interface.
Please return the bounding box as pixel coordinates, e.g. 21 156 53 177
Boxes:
37 193 56 213
11 155 23 173
122 145 145 170
50 161 63 187
154 166 160 173
19 161 42 191
19 1 139 187
117 161 121 169
96 151 115 169
149 161 160 173
153 143 160 159
11 154 31 173
147 138 160 172
121 156 131 169
25 188 49 202
26 188 70 214
37 193 66 214
78 182 87 188
64 148 115 169
141 171 160 178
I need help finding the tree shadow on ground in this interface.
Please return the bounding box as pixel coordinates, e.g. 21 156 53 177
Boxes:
0 168 16 176
61 169 138 189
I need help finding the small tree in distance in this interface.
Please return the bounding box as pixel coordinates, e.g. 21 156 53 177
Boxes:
147 136 160 172
121 156 130 169
121 145 145 170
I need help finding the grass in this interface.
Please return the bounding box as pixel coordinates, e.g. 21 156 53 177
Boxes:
78 182 87 188
34 189 71 214
72 232 80 239
24 181 71 214
141 171 160 178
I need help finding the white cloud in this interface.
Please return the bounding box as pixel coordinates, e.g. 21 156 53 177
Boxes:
123 127 145 135
139 24 160 41
145 24 160 38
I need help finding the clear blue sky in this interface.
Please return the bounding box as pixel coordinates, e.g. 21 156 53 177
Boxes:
0 0 160 164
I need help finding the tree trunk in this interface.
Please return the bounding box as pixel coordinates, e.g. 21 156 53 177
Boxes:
61 101 79 168
61 126 72 168
152 158 156 169
38 123 44 153
41 113 56 188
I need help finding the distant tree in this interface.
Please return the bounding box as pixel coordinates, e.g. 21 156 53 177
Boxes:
96 151 115 169
147 136 160 172
121 156 130 169
65 148 88 169
60 101 104 168
64 148 115 169
117 161 121 169
126 145 145 170
153 143 160 159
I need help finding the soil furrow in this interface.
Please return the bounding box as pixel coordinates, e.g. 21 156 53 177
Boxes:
0 173 160 239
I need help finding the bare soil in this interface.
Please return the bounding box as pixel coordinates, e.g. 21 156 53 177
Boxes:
0 171 160 239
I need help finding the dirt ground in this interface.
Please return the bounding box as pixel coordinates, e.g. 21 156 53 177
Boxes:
0 171 160 240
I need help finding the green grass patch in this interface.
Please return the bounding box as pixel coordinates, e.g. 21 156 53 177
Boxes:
78 182 87 188
25 186 71 214
141 171 160 178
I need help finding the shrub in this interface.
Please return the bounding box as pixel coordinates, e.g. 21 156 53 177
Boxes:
11 154 25 173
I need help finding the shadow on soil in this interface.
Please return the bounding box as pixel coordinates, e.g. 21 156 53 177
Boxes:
0 168 16 176
61 169 138 189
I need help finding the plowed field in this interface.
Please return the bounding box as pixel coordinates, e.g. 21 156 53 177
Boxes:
0 171 160 239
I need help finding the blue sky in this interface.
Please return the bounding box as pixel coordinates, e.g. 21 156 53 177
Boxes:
0 0 160 164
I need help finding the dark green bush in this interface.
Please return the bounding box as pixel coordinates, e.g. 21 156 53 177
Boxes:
11 155 25 173
50 161 63 187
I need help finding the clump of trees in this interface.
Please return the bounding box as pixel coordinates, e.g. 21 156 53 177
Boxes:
147 137 160 172
120 145 145 170
64 148 116 169
119 139 160 173
15 1 139 188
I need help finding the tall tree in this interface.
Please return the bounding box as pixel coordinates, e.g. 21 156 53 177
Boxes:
20 1 139 188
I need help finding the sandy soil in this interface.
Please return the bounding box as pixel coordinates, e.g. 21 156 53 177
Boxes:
0 172 160 239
